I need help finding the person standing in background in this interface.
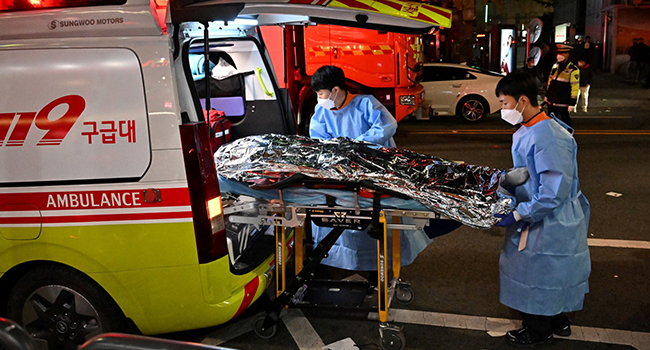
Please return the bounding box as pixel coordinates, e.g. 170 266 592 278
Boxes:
575 60 593 113
545 44 580 126
523 57 543 83
627 39 640 82
637 38 650 85
539 43 555 84
579 36 595 65
522 57 544 103
643 40 650 88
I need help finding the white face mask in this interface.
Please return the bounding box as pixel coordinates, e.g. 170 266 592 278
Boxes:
556 54 566 62
501 101 523 125
317 89 338 110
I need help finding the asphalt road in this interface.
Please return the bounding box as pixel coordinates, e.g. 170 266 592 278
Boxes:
165 73 650 350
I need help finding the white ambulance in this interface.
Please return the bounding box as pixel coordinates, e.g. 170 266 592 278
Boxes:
0 0 443 348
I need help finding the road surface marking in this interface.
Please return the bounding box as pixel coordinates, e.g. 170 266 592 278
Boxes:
201 313 257 346
202 309 329 350
402 130 650 135
572 116 632 119
369 309 650 350
283 308 326 350
323 338 358 350
588 238 650 249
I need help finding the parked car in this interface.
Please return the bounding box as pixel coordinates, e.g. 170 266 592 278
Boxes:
421 63 503 122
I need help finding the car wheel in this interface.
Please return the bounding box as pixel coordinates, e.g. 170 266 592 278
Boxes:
457 96 489 122
7 265 128 350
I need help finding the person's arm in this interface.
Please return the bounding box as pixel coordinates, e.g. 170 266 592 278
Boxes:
308 106 334 140
355 97 397 145
547 65 555 89
515 133 574 223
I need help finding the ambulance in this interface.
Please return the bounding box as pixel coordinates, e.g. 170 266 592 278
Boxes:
0 0 445 348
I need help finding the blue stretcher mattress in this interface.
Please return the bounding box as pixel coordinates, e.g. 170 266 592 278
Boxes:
218 175 431 211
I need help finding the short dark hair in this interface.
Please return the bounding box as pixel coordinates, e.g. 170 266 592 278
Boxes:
311 65 346 91
495 72 539 107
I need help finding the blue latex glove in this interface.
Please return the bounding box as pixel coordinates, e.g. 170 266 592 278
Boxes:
494 212 517 227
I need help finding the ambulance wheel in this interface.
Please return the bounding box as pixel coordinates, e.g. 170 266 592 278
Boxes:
7 265 127 350
380 329 406 350
253 314 277 339
394 285 414 305
457 96 488 122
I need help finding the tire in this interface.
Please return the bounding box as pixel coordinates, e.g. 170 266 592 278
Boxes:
252 314 277 339
456 96 489 123
380 330 406 350
394 284 414 306
7 265 128 350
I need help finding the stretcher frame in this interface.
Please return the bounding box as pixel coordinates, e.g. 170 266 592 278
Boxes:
224 178 448 350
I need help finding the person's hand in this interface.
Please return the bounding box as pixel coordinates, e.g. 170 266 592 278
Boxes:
494 213 517 227
568 105 575 112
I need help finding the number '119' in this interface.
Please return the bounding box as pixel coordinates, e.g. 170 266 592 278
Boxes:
0 95 85 147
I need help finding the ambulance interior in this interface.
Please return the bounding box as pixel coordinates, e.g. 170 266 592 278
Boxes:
177 24 295 141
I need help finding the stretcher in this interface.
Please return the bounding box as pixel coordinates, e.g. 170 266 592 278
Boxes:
221 174 459 350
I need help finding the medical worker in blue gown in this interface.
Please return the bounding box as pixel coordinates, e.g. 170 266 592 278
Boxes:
494 72 591 347
308 65 432 272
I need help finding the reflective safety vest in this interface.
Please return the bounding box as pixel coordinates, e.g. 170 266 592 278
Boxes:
546 62 580 107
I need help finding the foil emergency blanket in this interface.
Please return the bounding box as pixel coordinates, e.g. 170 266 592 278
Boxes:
214 134 511 229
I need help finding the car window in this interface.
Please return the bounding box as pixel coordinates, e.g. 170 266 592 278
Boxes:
423 66 477 82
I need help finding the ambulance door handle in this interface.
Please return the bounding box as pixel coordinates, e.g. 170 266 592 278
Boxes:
453 84 463 88
333 47 339 60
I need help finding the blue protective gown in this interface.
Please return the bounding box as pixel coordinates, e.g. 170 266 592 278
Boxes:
309 94 431 270
500 114 591 316
310 94 397 147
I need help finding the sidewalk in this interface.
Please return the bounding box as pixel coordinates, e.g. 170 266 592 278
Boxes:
587 72 650 109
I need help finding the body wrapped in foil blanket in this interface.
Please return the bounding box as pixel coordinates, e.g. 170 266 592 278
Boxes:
214 134 512 229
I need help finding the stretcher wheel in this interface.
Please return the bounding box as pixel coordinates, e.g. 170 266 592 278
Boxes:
253 314 277 339
380 329 406 350
395 285 414 305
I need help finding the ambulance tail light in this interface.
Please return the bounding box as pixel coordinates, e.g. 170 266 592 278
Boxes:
180 121 227 264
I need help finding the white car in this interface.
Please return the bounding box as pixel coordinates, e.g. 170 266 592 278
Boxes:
421 63 503 122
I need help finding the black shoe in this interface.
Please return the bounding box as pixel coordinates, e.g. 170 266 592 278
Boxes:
551 315 571 337
506 327 553 347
